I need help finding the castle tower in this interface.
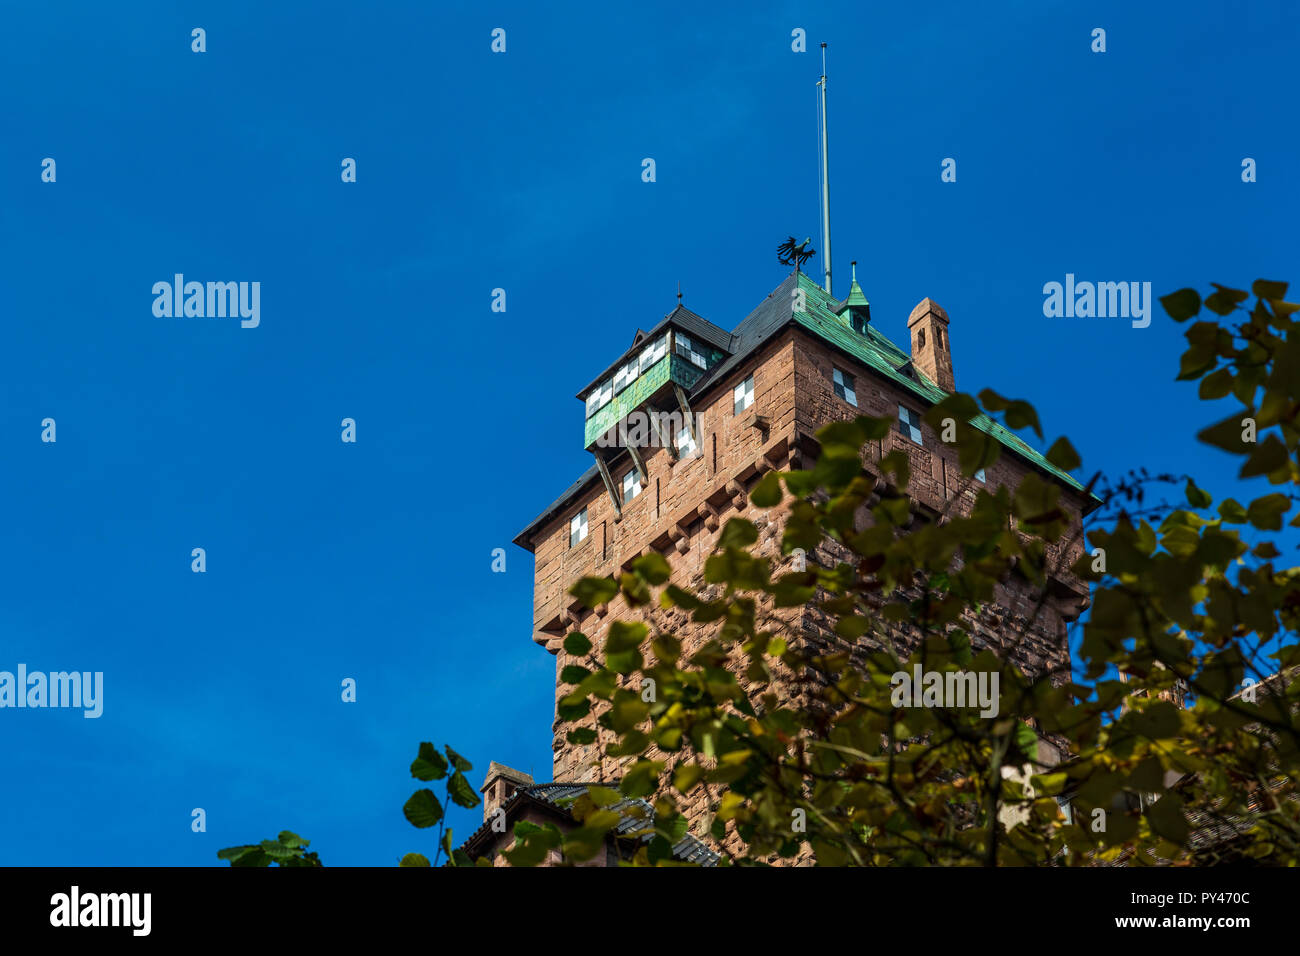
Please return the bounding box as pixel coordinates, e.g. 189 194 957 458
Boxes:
514 270 1094 801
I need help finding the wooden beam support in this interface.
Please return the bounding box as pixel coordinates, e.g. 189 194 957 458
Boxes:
673 383 699 450
622 423 649 485
592 451 622 519
646 404 678 460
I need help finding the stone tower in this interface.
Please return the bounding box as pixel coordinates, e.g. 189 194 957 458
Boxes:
513 270 1094 794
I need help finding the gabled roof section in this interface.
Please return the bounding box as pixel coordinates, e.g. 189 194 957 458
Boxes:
516 271 1094 551
783 271 1088 495
576 305 732 400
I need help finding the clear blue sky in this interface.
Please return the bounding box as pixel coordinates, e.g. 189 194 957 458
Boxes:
0 1 1295 865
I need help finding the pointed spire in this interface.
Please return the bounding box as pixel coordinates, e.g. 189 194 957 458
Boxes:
835 260 870 332
842 260 869 310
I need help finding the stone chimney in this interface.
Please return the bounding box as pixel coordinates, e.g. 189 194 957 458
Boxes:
480 762 534 823
907 298 954 392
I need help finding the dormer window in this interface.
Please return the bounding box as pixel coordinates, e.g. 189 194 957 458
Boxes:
675 332 723 370
849 308 869 334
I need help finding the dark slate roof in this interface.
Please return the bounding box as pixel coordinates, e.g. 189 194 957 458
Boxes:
576 305 733 400
458 781 721 866
516 270 1096 551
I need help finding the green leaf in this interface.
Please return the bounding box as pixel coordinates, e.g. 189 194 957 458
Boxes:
563 631 592 656
403 789 444 829
1252 279 1288 301
1239 434 1288 478
1184 480 1212 509
447 772 480 809
718 518 758 550
445 746 472 773
410 741 448 781
1160 288 1200 321
1246 493 1290 531
978 389 1042 439
630 553 671 585
1197 411 1255 454
559 664 590 685
1146 794 1189 846
399 853 431 867
750 471 783 508
607 620 647 652
1218 498 1248 523
1045 437 1081 472
570 575 618 608
566 727 597 745
1204 284 1248 316
1198 367 1234 400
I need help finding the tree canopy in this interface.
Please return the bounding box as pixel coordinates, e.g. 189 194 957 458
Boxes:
224 279 1300 867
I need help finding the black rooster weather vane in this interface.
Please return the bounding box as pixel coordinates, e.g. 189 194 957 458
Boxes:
776 235 816 272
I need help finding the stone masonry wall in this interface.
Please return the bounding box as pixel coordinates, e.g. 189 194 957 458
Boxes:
523 325 1092 847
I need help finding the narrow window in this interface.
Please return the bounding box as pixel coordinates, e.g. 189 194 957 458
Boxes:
832 368 857 407
917 329 926 350
896 405 923 445
569 507 588 547
622 469 642 503
733 374 754 414
936 328 945 350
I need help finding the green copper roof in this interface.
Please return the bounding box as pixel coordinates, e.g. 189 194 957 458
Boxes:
791 272 1088 495
840 277 869 311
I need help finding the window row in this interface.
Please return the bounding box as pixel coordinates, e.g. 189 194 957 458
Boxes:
570 373 756 548
585 334 669 419
675 332 725 370
830 366 985 483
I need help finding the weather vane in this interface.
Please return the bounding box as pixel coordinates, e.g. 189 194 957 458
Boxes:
776 236 816 272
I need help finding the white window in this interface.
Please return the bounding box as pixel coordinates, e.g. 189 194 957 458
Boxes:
733 374 754 415
897 405 923 445
585 379 613 418
622 469 642 503
676 426 698 459
613 359 638 394
638 335 667 374
674 332 717 369
974 467 986 483
569 508 588 548
832 368 857 406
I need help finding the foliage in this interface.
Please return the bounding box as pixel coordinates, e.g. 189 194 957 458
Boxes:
217 831 321 867
224 279 1300 867
541 278 1300 866
218 742 484 867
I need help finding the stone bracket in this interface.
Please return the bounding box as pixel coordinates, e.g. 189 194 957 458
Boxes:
592 451 623 520
673 383 699 450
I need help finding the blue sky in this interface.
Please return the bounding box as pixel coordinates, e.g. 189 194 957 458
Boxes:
0 1 1295 865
